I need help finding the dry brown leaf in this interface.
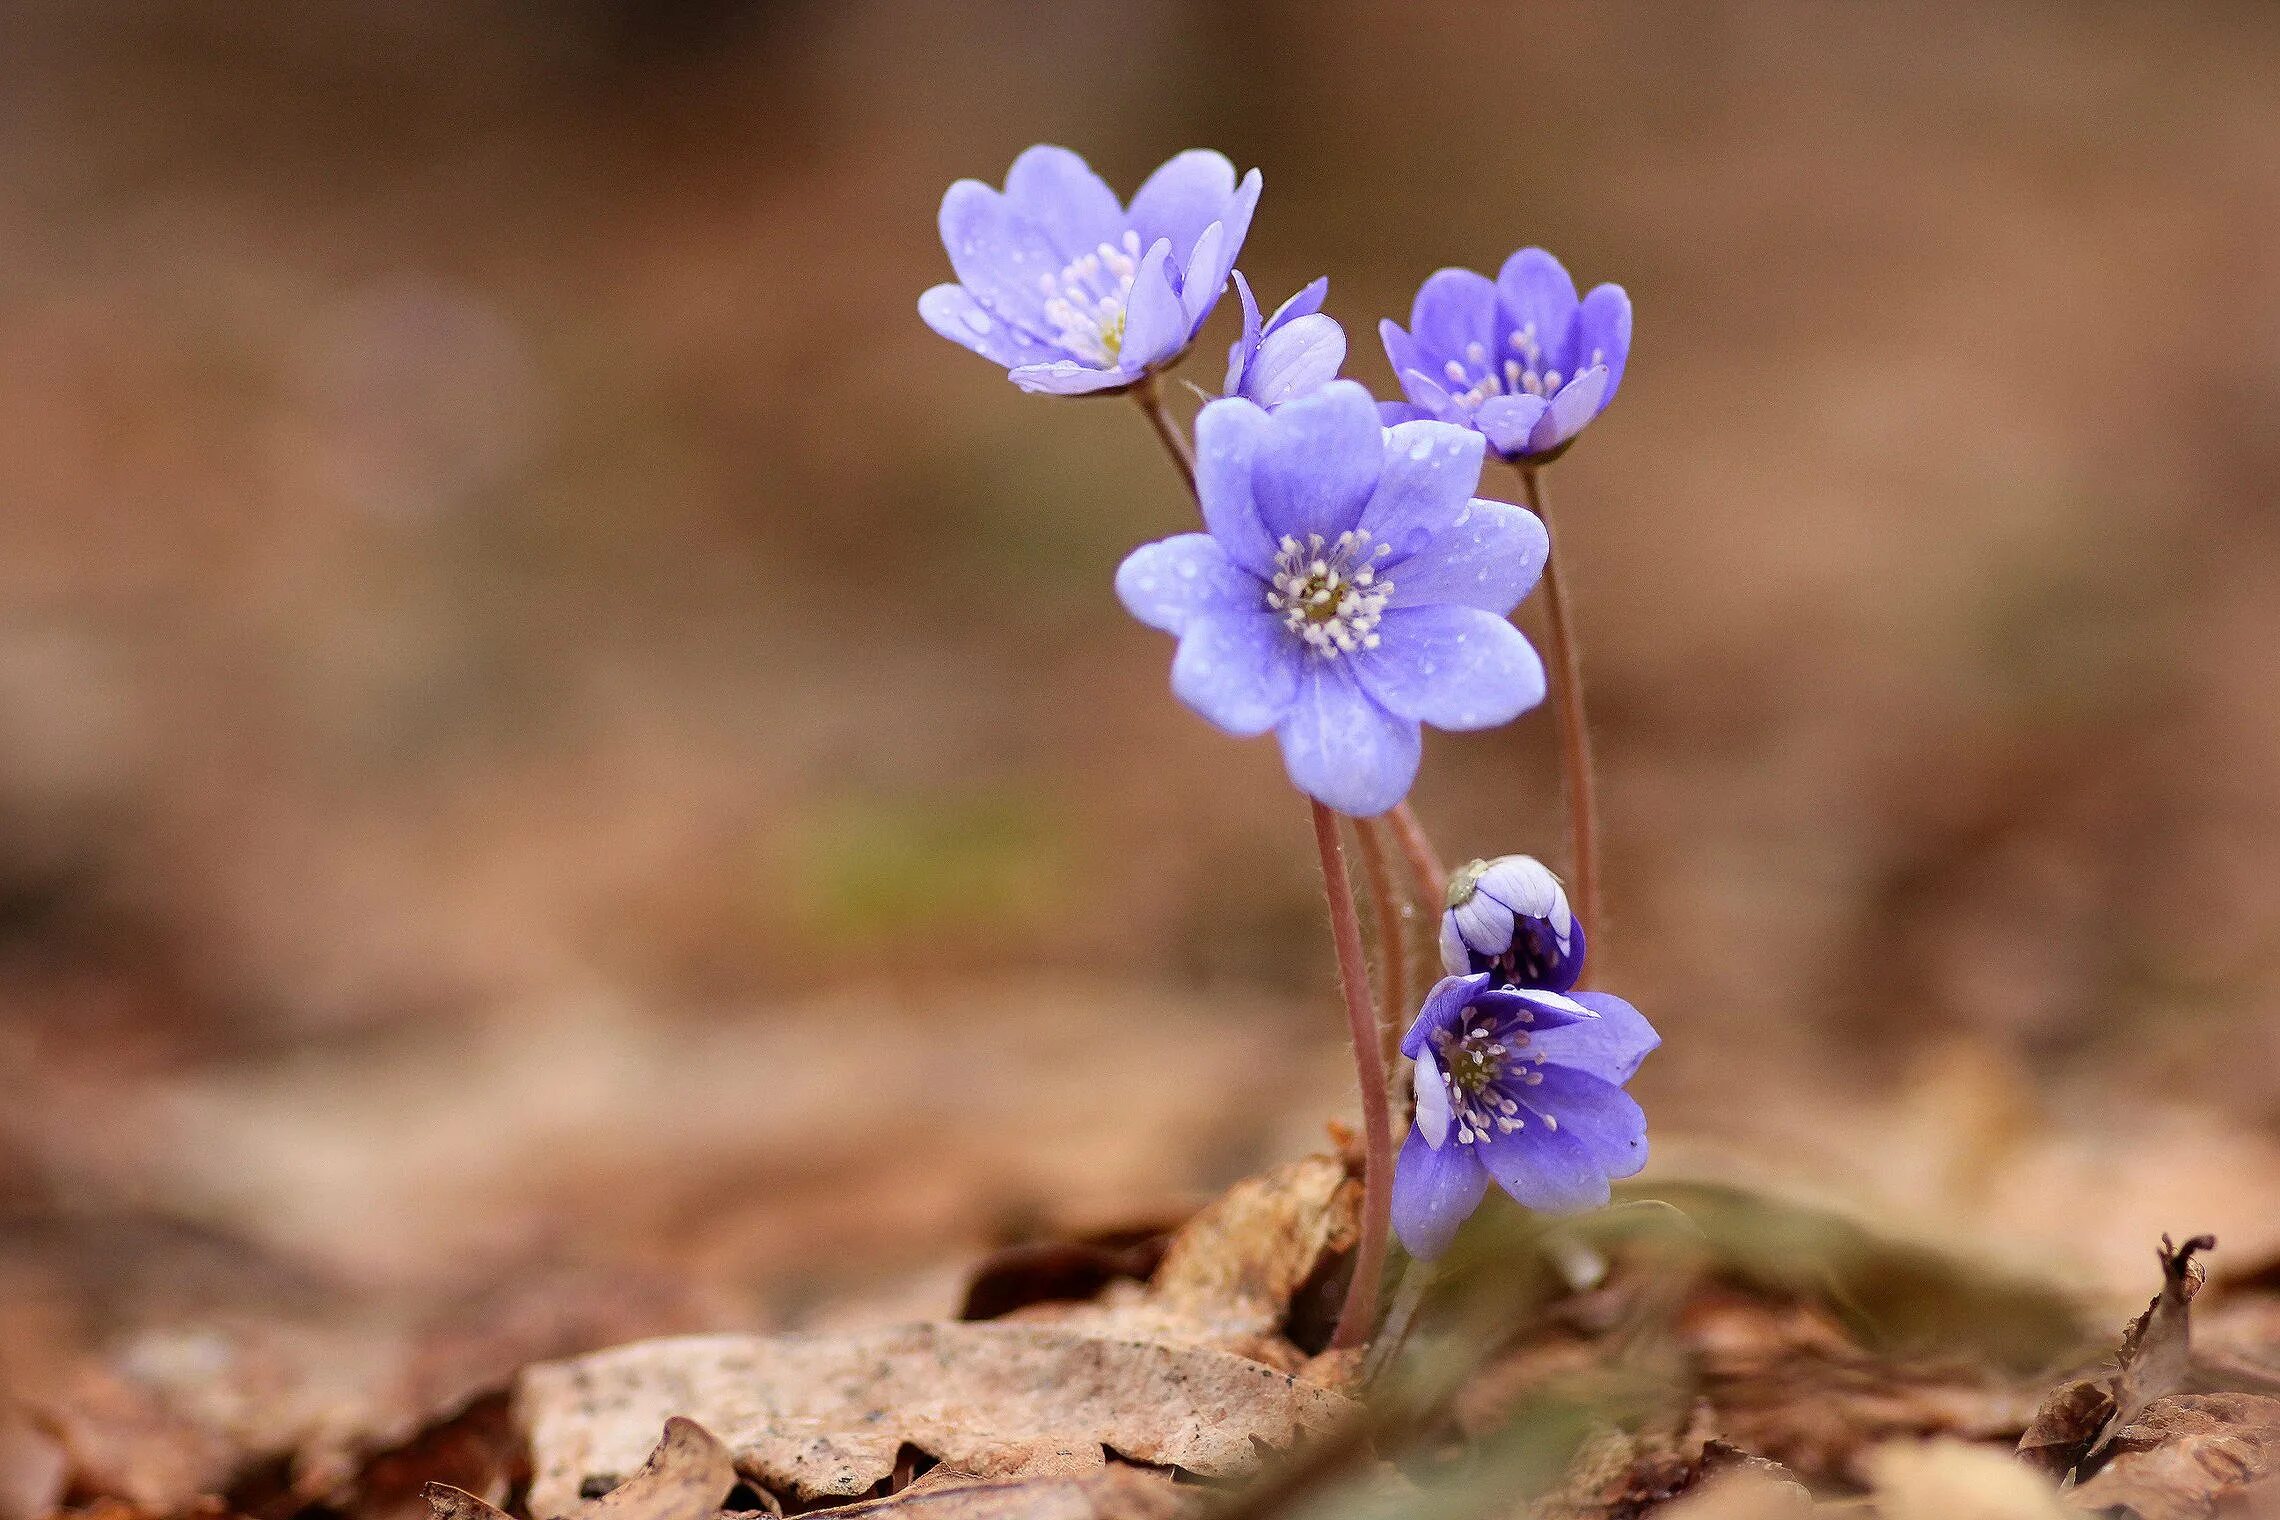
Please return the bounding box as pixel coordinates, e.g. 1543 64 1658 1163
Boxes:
2068 1393 2280 1520
1865 1439 2068 1520
0 1406 69 1520
799 1466 1192 1520
1653 1468 1816 1520
435 1417 734 1520
517 1324 1357 1515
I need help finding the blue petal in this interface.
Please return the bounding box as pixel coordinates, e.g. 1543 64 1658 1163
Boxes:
1408 268 1500 373
1449 890 1514 963
1009 359 1135 395
1412 1046 1452 1148
1495 247 1582 360
1126 149 1240 266
1274 657 1420 817
1474 393 1549 457
1352 606 1543 730
1179 220 1226 326
1385 497 1548 615
1265 277 1328 332
1391 1125 1489 1262
1002 144 1124 261
1223 270 1265 396
1242 313 1344 408
919 284 1060 370
1119 238 1189 371
1529 992 1660 1085
938 180 1065 337
1521 1065 1648 1181
1577 284 1632 407
1379 319 1427 389
1361 421 1484 559
1527 365 1609 453
1171 611 1300 736
1193 398 1279 577
1249 380 1382 545
1116 534 1262 634
1478 1116 1610 1214
1401 972 1496 1057
1475 985 1598 1030
1379 401 1434 426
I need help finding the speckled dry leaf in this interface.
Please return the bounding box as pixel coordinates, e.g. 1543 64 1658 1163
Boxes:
1865 1439 2067 1520
423 1482 514 1520
803 1466 1192 1520
511 1418 734 1520
2092 1236 2215 1462
517 1324 1357 1515
2069 1393 2280 1520
2016 1378 2113 1480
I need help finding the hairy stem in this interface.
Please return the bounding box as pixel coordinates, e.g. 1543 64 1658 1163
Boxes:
1513 463 1602 952
1351 817 1409 1076
1129 375 1195 494
1387 801 1448 908
1313 801 1394 1351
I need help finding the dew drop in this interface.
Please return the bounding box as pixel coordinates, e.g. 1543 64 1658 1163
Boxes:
1177 561 1197 578
964 310 994 335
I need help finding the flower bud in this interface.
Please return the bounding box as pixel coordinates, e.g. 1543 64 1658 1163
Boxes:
1438 854 1585 991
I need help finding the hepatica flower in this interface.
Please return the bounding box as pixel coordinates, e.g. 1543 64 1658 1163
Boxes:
921 145 1260 395
1380 248 1632 460
1116 381 1548 817
1393 972 1659 1260
1223 273 1345 410
1441 854 1585 991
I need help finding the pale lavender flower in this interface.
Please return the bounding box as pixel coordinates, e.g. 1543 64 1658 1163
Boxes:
1440 854 1586 992
1116 380 1548 818
1392 972 1658 1261
1223 273 1344 410
920 145 1261 396
1379 248 1632 460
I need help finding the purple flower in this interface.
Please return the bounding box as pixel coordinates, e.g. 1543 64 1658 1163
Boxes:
1379 248 1632 460
1223 273 1345 410
920 145 1261 396
1440 854 1585 992
1116 381 1549 818
1392 972 1659 1261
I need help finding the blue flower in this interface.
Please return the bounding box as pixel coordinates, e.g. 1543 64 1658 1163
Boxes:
1116 381 1548 817
1440 855 1585 992
1379 248 1632 460
1391 972 1659 1261
920 145 1261 396
1223 273 1345 410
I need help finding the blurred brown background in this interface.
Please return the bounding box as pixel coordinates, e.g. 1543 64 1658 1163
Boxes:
3 0 2279 1376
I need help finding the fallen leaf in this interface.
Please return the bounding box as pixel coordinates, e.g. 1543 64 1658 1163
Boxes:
1865 1439 2068 1520
0 1406 69 1520
439 1416 734 1520
516 1324 1358 1515
795 1467 1191 1520
2068 1393 2280 1520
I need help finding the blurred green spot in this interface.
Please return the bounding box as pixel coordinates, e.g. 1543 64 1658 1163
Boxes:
787 789 1064 950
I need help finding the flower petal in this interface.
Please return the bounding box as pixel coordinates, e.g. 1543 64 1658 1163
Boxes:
1118 238 1189 371
1449 890 1515 964
1385 497 1548 614
1527 365 1609 453
1244 313 1344 408
1495 247 1581 358
1274 657 1420 817
1529 992 1660 1085
1193 397 1279 576
1576 284 1632 407
1397 367 1464 423
919 284 1061 369
1171 611 1299 736
1001 144 1124 260
1478 1117 1610 1214
1223 270 1265 395
938 180 1065 336
1116 533 1262 634
1379 319 1426 388
1180 220 1227 325
1352 605 1544 731
1438 912 1472 976
1380 400 1434 426
1361 421 1485 559
1413 1046 1452 1149
1009 359 1134 395
1249 380 1382 545
1265 277 1328 331
1402 972 1496 1057
1392 1125 1489 1261
1190 169 1261 316
1126 149 1238 265
1479 985 1597 1028
1408 268 1500 372
1523 1065 1648 1180
1474 392 1550 457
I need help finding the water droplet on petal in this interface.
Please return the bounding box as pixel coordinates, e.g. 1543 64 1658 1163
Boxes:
964 310 994 334
1408 437 1433 461
1177 561 1197 579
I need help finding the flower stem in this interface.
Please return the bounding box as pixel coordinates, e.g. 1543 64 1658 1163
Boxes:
1129 375 1195 495
1512 463 1602 952
1386 801 1448 907
1312 801 1393 1350
1351 817 1408 1076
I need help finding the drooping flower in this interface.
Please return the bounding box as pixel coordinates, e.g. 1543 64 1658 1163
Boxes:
1115 380 1549 817
1391 972 1658 1261
1223 273 1344 410
920 145 1261 396
1440 854 1585 991
1379 248 1632 461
